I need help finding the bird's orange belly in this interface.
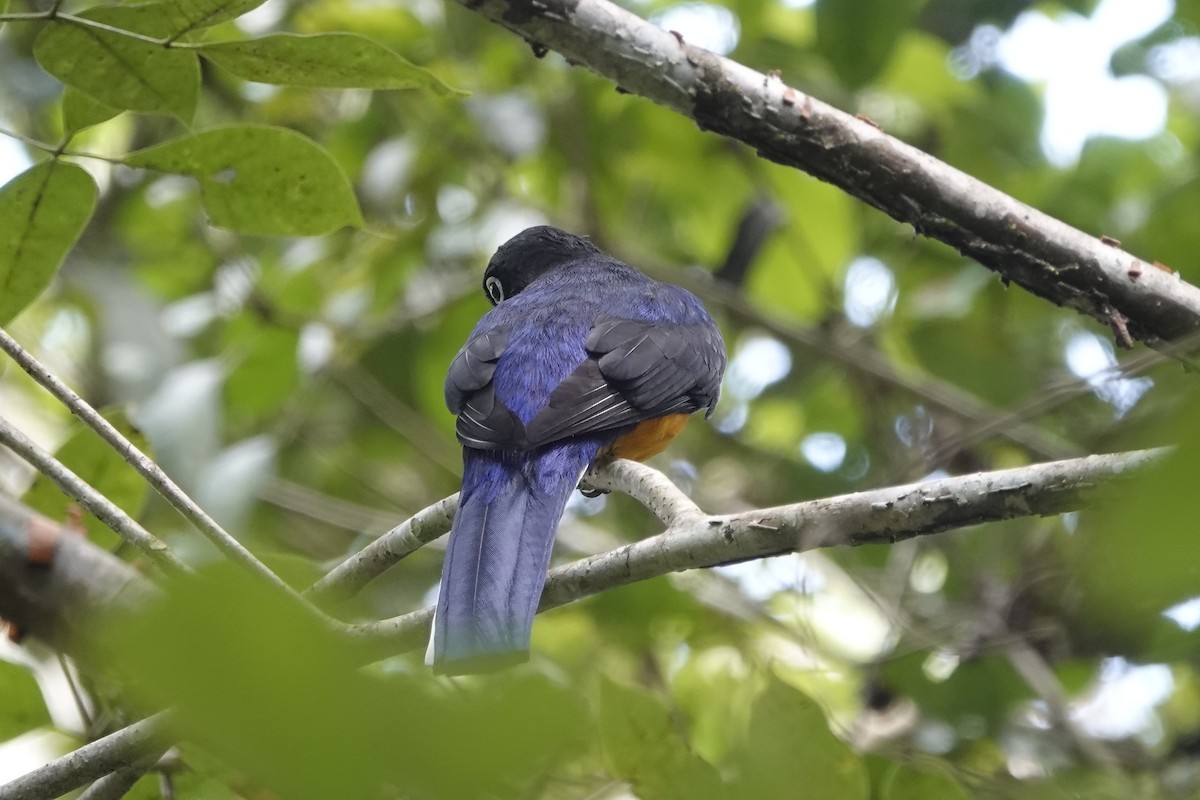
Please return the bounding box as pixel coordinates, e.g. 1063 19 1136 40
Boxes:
607 414 691 461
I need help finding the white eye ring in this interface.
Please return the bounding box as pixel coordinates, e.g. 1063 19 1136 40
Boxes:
485 276 505 304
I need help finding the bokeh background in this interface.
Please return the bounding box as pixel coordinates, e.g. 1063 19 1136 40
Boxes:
3 0 1200 797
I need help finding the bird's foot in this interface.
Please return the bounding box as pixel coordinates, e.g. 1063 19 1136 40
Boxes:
578 464 611 497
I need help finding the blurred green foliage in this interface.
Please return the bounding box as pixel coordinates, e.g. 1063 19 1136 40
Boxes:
2 0 1200 795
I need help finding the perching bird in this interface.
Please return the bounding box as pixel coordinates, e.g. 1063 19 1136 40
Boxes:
428 226 726 674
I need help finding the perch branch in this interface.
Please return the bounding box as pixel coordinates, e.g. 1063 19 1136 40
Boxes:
345 449 1164 656
305 493 458 604
307 458 707 605
582 458 703 525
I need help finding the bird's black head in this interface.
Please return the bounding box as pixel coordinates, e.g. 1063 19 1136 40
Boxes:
481 225 601 305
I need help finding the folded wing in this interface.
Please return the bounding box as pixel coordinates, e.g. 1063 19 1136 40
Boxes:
447 317 724 450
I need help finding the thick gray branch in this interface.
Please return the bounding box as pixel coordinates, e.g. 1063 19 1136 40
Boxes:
454 0 1200 350
347 449 1164 656
308 459 705 605
0 492 155 656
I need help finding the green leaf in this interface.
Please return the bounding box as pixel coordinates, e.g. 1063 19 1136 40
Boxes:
33 7 200 119
747 175 855 321
882 763 967 800
815 0 927 88
0 660 52 739
199 33 463 95
112 565 585 800
224 322 300 419
124 126 363 235
1176 0 1200 29
881 650 1032 732
22 409 151 551
62 86 121 133
158 0 269 37
599 679 728 800
1069 409 1200 656
0 160 97 324
729 676 868 799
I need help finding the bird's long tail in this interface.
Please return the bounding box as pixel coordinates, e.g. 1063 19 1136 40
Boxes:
427 443 596 675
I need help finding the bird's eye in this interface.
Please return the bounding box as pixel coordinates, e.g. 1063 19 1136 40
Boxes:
485 276 505 304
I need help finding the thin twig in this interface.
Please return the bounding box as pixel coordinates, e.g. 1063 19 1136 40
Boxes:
262 478 399 533
670 270 1081 462
0 11 54 21
335 365 462 477
0 328 314 613
1005 639 1128 775
53 13 190 48
0 415 185 573
305 493 458 604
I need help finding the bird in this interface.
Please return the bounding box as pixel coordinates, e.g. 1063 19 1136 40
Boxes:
428 225 726 675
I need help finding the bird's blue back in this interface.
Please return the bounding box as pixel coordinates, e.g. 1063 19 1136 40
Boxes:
477 255 713 426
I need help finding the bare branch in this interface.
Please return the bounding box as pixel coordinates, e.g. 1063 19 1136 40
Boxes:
308 459 706 605
1005 639 1128 775
75 746 170 800
305 493 458 604
346 449 1165 657
0 417 186 574
0 714 170 800
453 0 1200 353
0 328 319 616
582 458 703 525
0 492 155 655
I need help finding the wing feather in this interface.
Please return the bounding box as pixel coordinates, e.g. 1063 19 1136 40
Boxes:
450 313 724 450
522 318 724 447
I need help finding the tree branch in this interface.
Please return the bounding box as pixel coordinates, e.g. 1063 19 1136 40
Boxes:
0 492 155 656
0 714 171 800
305 493 458 604
581 458 703 525
0 449 1167 789
2 448 1165 666
306 459 705 605
0 417 186 575
0 328 321 618
75 745 170 800
345 449 1164 656
453 0 1200 353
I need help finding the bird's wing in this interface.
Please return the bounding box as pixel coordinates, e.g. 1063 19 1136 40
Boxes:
450 316 724 450
445 327 526 450
522 318 725 447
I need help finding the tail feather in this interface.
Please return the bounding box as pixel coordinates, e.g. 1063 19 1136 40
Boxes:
428 444 596 675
